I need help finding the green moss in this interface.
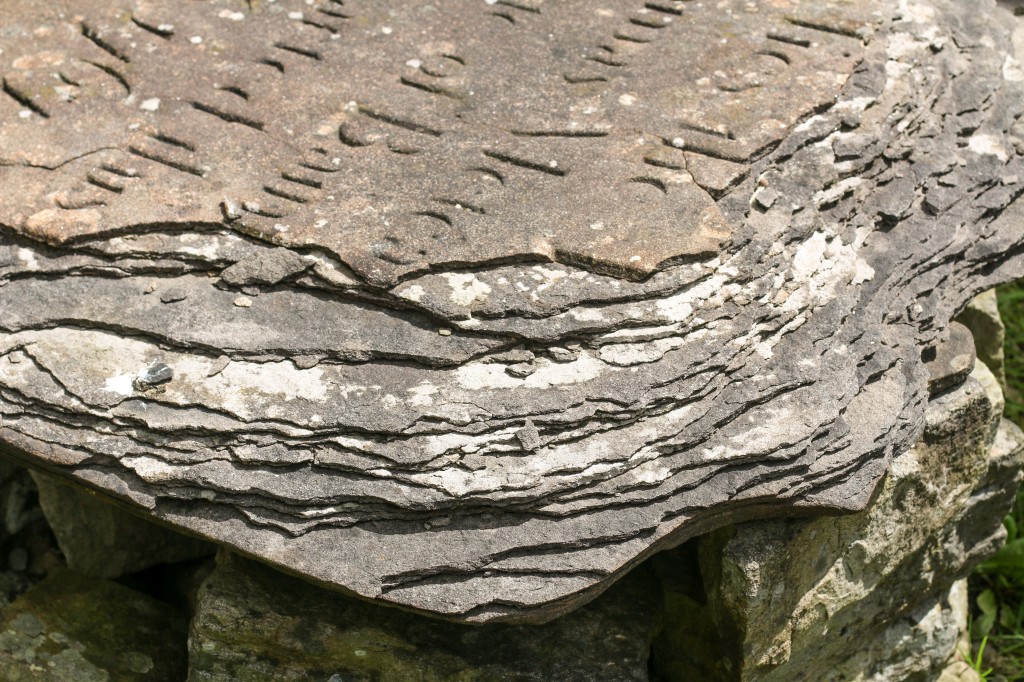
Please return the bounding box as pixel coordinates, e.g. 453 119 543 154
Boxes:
189 551 662 682
0 569 187 681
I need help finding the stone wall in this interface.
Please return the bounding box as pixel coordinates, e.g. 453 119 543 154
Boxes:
654 361 1022 681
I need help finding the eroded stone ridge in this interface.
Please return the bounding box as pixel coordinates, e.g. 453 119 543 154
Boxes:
1 0 1023 623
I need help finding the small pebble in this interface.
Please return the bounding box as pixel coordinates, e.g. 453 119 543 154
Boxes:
234 296 253 308
438 328 452 336
135 362 174 389
490 348 535 364
752 186 779 210
506 362 536 378
221 199 242 220
548 346 578 363
159 288 188 304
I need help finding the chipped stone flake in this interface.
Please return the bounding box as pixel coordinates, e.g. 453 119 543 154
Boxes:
456 352 605 390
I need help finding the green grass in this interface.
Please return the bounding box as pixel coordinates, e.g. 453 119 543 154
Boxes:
962 633 994 681
969 282 1024 680
1002 284 1024 425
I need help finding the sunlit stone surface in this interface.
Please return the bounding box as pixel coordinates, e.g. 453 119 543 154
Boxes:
0 0 1023 623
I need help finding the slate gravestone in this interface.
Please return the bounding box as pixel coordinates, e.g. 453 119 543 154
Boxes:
0 0 1023 624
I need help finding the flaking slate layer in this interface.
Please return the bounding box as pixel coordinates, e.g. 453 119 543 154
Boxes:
1 0 1023 623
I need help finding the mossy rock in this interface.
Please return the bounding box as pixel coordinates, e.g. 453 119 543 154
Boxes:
189 551 663 682
0 568 188 681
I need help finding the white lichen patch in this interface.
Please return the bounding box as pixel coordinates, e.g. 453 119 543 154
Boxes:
16 248 39 271
397 284 426 303
627 460 673 485
898 0 937 23
177 233 222 260
23 329 340 424
967 134 1009 162
331 435 371 451
887 32 928 60
528 438 613 477
655 274 731 322
122 455 177 482
214 361 328 402
528 265 569 300
700 404 805 463
568 307 606 322
440 273 491 307
421 429 517 458
795 115 827 133
103 373 135 396
406 381 438 407
729 315 808 360
834 96 879 115
1004 55 1024 83
782 231 874 313
410 467 509 497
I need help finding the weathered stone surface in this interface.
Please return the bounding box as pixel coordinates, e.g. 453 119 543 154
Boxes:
30 472 213 579
0 0 881 284
189 550 661 682
956 290 1007 388
0 0 1023 623
925 321 978 394
0 568 188 681
652 362 1024 681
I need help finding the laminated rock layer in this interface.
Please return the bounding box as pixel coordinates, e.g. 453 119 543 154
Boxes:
1 0 1023 623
